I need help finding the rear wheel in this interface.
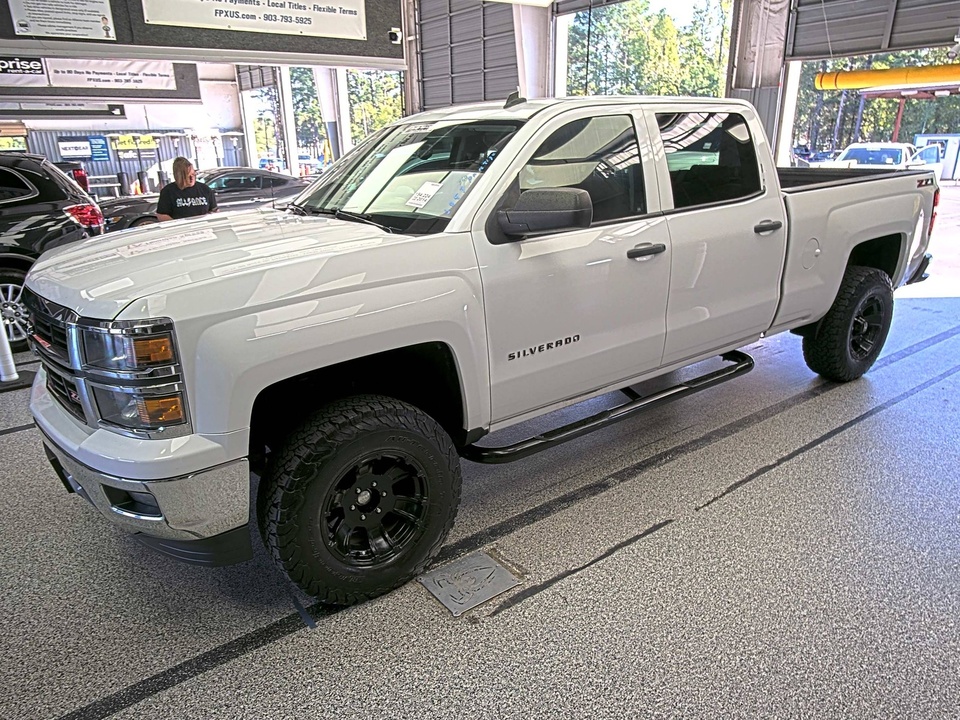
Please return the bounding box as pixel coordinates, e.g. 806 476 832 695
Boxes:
260 395 461 605
0 267 29 353
802 266 893 382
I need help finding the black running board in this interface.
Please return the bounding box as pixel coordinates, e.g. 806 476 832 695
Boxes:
459 350 754 464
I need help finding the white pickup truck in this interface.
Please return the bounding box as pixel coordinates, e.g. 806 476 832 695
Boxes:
24 97 938 604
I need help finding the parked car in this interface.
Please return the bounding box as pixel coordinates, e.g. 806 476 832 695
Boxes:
100 167 311 231
814 142 918 169
25 97 940 605
0 152 103 351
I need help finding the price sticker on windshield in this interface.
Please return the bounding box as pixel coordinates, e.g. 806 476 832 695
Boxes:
406 182 443 209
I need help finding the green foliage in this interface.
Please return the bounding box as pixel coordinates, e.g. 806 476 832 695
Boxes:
566 0 732 98
290 67 326 155
794 48 960 150
346 70 404 143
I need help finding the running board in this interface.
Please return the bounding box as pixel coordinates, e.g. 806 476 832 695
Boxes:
459 350 754 464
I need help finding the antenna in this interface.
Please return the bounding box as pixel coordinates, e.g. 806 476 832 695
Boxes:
504 89 526 109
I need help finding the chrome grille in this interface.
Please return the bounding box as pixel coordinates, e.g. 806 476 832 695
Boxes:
22 288 72 364
44 365 85 422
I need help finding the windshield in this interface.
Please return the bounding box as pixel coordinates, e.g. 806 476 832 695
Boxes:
837 147 904 165
291 118 524 234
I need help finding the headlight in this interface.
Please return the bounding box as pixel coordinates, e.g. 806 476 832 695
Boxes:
77 318 189 434
81 320 177 372
92 387 186 430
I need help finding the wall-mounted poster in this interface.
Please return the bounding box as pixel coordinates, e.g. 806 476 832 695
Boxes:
142 0 366 41
8 0 117 41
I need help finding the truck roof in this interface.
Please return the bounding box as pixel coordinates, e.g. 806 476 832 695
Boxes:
401 95 752 124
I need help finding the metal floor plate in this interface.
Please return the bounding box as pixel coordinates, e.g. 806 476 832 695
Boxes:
419 552 521 616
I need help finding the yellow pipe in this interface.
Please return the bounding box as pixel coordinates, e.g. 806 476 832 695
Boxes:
815 64 960 91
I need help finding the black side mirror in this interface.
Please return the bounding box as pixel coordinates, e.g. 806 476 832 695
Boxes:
497 188 593 237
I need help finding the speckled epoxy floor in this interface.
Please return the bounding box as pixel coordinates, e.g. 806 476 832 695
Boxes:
3 189 960 720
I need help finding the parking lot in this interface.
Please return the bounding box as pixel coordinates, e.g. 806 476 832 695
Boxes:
3 185 960 719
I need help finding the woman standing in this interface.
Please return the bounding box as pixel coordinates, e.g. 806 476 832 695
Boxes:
156 157 218 221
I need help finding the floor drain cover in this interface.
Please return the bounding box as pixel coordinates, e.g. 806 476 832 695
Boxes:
419 552 520 616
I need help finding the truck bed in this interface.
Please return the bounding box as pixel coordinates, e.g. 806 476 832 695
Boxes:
777 166 924 192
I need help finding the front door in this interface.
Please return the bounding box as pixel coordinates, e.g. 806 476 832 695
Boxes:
473 108 672 424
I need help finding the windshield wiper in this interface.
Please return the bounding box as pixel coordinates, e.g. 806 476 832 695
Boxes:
286 202 308 216
312 207 394 233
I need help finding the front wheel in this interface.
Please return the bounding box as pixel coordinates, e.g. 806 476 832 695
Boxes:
803 265 893 382
0 267 29 354
260 395 462 605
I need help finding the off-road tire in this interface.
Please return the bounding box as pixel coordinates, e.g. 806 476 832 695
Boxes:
260 394 461 605
802 265 893 382
0 267 29 354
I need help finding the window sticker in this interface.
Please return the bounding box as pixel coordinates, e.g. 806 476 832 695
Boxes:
406 181 443 208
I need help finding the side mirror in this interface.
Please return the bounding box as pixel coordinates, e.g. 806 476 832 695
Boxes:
497 188 593 237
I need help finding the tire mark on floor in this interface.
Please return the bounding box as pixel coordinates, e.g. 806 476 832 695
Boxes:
488 520 674 616
0 423 34 437
696 362 960 511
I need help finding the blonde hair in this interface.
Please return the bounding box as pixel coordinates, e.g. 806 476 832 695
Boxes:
172 157 195 189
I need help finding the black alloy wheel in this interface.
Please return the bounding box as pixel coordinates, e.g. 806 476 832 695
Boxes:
322 452 430 568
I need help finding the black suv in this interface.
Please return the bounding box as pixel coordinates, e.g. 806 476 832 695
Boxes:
0 153 104 352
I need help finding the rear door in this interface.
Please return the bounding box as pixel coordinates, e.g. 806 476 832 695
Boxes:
644 105 787 365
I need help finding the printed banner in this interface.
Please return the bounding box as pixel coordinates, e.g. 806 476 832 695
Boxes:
115 135 158 151
44 59 176 91
8 0 116 41
142 0 366 41
0 58 177 91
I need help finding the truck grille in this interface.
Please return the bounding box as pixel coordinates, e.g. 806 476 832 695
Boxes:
22 289 86 422
44 365 86 422
21 288 73 364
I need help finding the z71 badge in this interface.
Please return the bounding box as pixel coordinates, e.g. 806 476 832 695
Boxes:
917 177 935 188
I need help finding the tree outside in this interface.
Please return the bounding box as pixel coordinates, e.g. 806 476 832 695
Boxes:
346 69 404 142
565 0 732 98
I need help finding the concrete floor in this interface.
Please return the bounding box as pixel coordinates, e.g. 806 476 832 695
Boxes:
3 187 960 720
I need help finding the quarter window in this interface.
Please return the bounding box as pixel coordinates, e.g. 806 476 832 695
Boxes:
656 112 762 209
521 115 645 223
0 168 34 202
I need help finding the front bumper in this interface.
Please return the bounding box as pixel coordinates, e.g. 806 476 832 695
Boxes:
33 368 252 566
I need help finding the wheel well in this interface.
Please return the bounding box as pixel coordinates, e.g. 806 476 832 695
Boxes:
249 341 466 467
846 233 901 281
0 254 34 274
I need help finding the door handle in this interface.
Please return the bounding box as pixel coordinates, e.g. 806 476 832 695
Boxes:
754 220 783 234
627 243 666 259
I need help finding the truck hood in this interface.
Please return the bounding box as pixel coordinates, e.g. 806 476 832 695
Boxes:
26 209 396 319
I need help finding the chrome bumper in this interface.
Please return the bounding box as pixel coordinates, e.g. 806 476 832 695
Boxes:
41 431 250 543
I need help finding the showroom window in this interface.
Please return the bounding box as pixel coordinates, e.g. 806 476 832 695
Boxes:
521 115 645 223
655 112 762 209
0 168 34 203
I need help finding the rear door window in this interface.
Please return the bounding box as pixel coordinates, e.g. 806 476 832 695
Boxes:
655 112 762 209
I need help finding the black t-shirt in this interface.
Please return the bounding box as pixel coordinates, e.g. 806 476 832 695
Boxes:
156 182 218 219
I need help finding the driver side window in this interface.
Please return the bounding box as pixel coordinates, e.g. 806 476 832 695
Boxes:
520 115 645 223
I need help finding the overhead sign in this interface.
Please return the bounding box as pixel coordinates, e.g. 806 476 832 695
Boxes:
8 0 117 42
0 58 177 91
142 0 367 41
58 137 92 159
0 101 125 118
